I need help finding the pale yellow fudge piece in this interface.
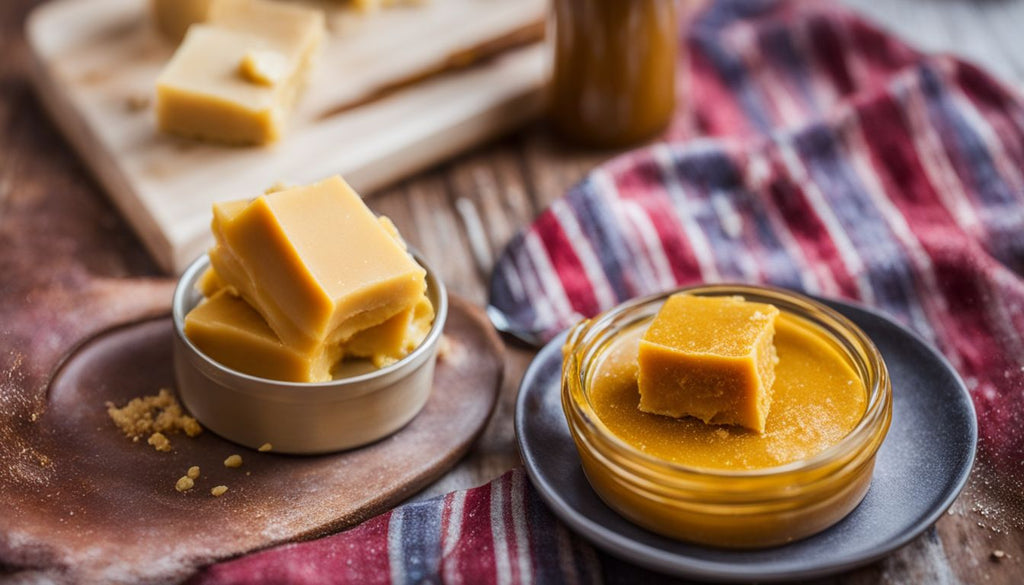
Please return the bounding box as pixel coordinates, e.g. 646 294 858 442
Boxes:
196 267 228 298
198 265 434 369
200 207 432 368
637 295 779 433
151 0 213 43
209 176 428 352
208 0 320 38
211 198 249 243
155 0 324 145
184 290 343 382
377 216 405 248
346 293 434 367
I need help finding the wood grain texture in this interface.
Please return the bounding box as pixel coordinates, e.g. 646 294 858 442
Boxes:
2 0 1023 583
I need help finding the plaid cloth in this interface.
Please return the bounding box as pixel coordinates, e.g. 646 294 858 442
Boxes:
194 0 1023 582
489 0 1024 465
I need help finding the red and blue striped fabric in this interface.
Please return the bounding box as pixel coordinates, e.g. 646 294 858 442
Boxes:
194 1 1023 582
491 0 1024 467
192 470 633 585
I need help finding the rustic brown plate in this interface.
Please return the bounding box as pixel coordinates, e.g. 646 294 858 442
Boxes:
0 296 502 584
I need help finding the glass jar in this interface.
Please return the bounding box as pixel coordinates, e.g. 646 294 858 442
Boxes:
548 0 678 148
561 284 893 548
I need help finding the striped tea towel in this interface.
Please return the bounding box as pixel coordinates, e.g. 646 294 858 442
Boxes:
491 0 1024 467
189 470 667 585
193 0 1022 583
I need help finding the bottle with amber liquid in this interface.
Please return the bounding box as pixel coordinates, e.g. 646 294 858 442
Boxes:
549 0 678 148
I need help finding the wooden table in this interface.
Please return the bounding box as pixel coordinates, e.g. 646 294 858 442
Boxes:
1 0 1021 583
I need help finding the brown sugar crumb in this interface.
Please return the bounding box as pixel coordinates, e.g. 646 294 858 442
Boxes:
211 485 228 497
106 388 203 444
258 443 273 452
182 417 203 438
148 432 171 452
224 454 243 468
175 476 195 492
187 466 201 480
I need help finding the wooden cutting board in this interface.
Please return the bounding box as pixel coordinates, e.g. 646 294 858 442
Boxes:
26 0 547 274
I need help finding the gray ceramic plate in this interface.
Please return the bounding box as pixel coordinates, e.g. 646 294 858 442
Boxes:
515 299 977 583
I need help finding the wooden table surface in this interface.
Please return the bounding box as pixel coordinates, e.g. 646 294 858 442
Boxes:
2 0 1022 583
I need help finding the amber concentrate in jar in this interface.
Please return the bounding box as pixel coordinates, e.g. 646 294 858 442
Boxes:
549 0 677 148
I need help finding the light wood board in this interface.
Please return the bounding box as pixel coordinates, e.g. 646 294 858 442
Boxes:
27 0 547 274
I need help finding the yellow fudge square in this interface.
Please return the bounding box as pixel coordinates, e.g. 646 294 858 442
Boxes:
346 293 434 367
155 0 324 145
199 207 431 369
207 0 321 44
209 176 428 352
195 267 228 298
637 295 780 433
196 263 433 369
184 290 341 382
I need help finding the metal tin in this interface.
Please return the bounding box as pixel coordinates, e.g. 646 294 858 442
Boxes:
171 253 448 455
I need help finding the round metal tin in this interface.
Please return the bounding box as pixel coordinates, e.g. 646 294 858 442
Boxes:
171 253 448 454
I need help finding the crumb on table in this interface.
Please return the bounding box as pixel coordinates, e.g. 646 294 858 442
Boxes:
224 454 243 468
211 485 228 497
175 476 194 492
182 417 203 438
106 388 203 449
148 432 171 452
258 442 273 452
187 466 200 480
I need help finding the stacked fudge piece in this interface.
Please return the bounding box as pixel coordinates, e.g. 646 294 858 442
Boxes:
185 176 434 382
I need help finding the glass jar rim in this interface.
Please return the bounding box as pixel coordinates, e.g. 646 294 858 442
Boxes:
563 283 892 481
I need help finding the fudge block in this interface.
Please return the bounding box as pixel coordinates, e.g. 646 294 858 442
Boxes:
196 264 434 369
637 295 779 433
346 294 435 367
155 0 324 144
184 290 342 382
208 176 428 352
195 267 227 298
